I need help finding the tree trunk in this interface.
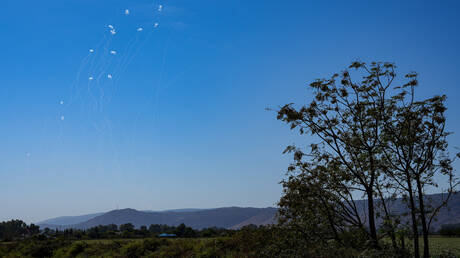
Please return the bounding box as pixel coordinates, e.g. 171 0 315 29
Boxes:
367 190 379 249
416 177 430 258
376 185 397 249
400 234 405 250
407 185 420 258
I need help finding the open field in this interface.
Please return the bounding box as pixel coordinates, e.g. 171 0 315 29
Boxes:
0 237 238 257
390 237 460 257
420 237 460 257
1 236 459 257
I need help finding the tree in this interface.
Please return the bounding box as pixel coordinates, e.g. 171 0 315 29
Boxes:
0 220 36 241
120 223 135 232
276 61 458 256
278 155 368 248
277 61 399 248
27 224 40 236
381 72 459 258
149 224 161 234
173 223 197 238
139 225 149 237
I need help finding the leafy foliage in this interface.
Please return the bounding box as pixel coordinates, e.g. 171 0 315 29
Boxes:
276 61 458 257
0 220 39 241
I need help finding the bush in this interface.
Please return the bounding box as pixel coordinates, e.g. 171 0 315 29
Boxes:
142 238 168 252
67 241 87 257
120 241 145 258
439 224 460 237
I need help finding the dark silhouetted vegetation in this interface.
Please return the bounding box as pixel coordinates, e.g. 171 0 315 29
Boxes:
276 61 459 257
439 223 460 237
0 220 40 241
0 220 233 243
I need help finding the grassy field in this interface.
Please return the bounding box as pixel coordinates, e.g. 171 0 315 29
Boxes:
1 236 459 257
421 237 460 257
0 237 230 257
77 237 460 257
77 237 221 244
394 237 460 257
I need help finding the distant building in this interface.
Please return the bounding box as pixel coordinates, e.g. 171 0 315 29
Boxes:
158 233 176 238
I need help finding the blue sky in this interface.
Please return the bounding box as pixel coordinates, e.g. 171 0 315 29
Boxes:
0 0 459 223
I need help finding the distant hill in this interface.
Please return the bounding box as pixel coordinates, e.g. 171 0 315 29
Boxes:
38 207 278 230
36 209 209 227
158 208 210 213
415 193 460 230
352 193 460 231
230 208 278 229
37 212 105 226
36 193 460 231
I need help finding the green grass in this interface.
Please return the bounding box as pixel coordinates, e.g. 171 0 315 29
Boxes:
77 237 221 244
2 236 459 257
398 237 460 257
78 238 142 244
422 237 460 257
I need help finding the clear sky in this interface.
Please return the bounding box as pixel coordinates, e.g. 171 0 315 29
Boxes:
1 0 459 223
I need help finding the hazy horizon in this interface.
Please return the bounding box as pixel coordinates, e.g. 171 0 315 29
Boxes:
1 0 459 223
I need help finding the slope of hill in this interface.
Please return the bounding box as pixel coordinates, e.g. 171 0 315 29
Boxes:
71 207 277 230
230 208 278 229
36 193 460 231
37 212 105 226
37 209 207 227
352 193 460 231
422 193 460 230
37 207 278 230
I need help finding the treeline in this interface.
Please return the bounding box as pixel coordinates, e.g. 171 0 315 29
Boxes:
439 223 460 237
0 220 40 241
44 223 231 240
0 219 232 242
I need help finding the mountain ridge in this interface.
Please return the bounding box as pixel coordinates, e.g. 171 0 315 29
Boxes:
37 193 460 231
38 207 278 230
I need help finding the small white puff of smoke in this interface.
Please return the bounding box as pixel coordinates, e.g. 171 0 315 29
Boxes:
107 74 113 79
158 5 163 11
137 27 143 32
89 49 94 53
110 50 117 55
89 76 94 80
154 22 159 28
125 9 130 15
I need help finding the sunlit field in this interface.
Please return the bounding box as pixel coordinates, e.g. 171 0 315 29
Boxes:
421 237 460 257
2 236 459 257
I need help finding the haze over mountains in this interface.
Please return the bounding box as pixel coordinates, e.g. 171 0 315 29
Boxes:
38 212 106 226
38 207 278 230
37 209 209 226
37 193 460 231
